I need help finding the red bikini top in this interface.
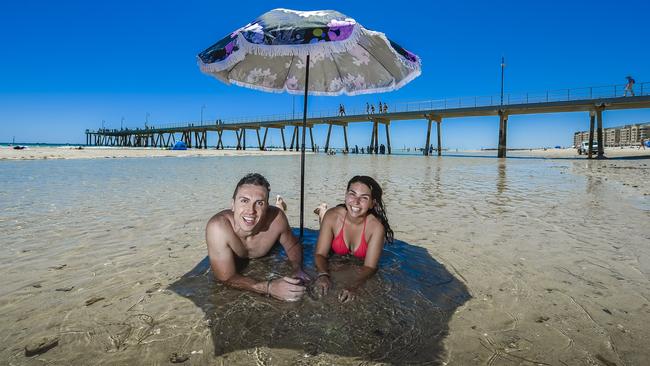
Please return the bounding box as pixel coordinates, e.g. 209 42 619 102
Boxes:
331 215 368 259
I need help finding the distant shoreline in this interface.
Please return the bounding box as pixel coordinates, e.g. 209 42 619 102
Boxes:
0 146 302 160
2 146 649 161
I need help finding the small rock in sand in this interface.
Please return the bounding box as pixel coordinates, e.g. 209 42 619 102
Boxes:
84 297 105 306
25 337 59 356
170 352 189 363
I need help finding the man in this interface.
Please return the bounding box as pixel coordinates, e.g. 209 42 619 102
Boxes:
206 173 308 301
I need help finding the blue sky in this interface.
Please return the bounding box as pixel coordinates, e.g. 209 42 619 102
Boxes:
1 0 648 149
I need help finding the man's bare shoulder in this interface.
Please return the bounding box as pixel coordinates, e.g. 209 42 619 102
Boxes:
207 209 234 230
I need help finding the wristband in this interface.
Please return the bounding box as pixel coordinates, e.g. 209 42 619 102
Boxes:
317 272 330 278
265 279 272 297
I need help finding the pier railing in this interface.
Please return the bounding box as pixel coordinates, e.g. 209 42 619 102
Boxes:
89 81 648 133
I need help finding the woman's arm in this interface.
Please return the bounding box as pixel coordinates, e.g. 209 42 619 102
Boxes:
314 209 337 296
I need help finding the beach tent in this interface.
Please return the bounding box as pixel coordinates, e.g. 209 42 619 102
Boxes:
172 141 187 150
198 8 421 237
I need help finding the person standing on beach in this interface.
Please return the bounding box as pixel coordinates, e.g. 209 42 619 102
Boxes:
205 173 309 301
624 76 635 96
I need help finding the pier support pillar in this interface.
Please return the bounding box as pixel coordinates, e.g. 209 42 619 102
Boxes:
373 120 379 154
242 128 246 150
588 111 595 159
343 124 349 153
216 130 223 149
280 127 286 151
261 128 268 150
256 129 263 150
235 130 242 150
436 119 442 156
369 121 376 154
384 122 392 154
309 127 315 152
497 111 508 158
324 123 333 152
289 126 297 150
596 106 605 159
424 118 432 156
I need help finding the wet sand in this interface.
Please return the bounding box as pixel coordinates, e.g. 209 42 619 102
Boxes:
1 154 649 365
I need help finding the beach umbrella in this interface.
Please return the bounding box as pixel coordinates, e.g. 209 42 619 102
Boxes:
198 8 421 237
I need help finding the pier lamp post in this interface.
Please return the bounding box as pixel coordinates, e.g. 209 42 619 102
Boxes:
500 56 506 106
201 104 206 125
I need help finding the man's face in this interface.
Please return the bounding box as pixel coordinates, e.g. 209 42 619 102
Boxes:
231 184 269 233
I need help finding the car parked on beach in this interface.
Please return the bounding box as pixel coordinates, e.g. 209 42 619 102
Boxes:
577 141 599 155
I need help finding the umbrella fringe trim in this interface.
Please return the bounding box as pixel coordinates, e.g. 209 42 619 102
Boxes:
221 66 421 97
198 26 421 74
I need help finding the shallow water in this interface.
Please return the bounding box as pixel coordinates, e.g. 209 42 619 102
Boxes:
1 155 649 365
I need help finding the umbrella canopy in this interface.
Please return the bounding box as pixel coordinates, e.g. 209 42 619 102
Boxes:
198 8 421 96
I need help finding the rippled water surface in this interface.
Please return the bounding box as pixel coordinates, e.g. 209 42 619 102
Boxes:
1 155 649 365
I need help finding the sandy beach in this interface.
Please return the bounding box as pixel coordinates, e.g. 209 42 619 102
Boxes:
1 152 649 365
2 145 649 161
0 146 301 160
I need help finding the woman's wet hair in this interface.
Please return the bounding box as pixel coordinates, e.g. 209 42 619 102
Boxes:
346 175 394 244
233 173 271 200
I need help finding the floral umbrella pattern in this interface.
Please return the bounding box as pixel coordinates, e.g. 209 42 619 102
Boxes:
198 8 421 96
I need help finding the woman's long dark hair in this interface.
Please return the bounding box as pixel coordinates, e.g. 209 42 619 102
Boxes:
345 175 394 244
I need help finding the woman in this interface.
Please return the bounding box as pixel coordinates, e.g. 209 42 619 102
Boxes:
314 175 394 302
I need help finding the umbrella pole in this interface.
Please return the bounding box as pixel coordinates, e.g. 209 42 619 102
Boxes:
299 54 310 240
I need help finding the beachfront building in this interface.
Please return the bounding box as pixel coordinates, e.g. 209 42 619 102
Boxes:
574 122 650 147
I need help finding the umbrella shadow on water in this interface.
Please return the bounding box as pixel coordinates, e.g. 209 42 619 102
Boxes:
169 228 470 364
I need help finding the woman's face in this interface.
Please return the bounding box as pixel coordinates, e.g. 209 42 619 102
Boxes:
345 182 374 218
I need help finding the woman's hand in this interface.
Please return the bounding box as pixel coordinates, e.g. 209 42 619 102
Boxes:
314 275 332 297
338 288 356 303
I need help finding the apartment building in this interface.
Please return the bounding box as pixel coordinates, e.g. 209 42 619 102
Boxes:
574 122 650 147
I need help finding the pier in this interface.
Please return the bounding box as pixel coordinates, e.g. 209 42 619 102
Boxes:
86 82 650 158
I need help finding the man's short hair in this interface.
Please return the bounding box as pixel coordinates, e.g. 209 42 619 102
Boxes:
232 173 271 200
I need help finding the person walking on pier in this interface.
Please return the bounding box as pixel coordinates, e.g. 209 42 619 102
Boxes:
366 102 370 114
378 102 383 114
383 102 388 113
370 104 376 114
339 104 346 117
624 76 636 97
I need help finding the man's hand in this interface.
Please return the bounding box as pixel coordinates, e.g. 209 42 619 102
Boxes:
338 288 356 303
292 269 311 284
268 277 305 302
314 275 332 298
